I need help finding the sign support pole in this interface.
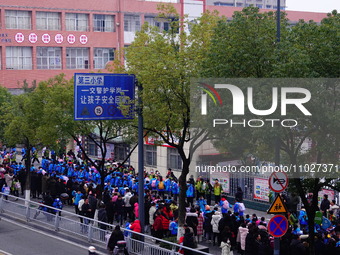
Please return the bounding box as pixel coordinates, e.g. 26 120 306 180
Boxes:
137 82 145 236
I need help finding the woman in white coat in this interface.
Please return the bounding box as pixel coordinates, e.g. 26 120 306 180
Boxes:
236 223 249 254
211 211 222 246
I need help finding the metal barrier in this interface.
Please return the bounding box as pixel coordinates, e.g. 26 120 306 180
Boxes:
0 193 211 255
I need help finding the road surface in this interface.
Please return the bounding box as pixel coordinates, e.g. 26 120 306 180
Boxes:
0 218 103 255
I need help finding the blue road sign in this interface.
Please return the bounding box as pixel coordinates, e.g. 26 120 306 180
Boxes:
268 215 288 238
74 73 135 120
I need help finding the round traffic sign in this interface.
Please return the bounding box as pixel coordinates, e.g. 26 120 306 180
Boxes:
94 106 103 116
269 172 288 193
268 215 288 238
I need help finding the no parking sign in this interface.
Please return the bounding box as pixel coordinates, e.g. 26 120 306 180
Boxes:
268 215 289 238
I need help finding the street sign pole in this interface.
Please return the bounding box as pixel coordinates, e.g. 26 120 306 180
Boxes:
275 0 281 254
137 82 145 236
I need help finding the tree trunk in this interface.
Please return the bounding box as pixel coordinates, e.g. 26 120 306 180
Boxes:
178 158 190 226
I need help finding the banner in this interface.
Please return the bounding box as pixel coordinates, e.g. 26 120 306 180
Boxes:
254 178 270 202
318 189 335 205
210 172 230 193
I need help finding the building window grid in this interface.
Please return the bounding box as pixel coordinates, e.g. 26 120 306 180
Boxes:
145 145 157 167
144 16 174 32
66 47 89 69
36 12 61 30
114 143 128 161
89 143 98 157
124 15 140 32
37 47 62 70
167 147 182 171
6 46 32 70
94 48 114 69
66 13 89 31
5 10 31 29
93 14 115 32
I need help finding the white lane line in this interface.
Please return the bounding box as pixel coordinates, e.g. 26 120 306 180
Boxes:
1 218 106 255
0 249 14 255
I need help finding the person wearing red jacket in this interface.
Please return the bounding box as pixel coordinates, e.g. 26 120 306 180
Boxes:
130 219 142 241
161 213 170 237
152 212 164 242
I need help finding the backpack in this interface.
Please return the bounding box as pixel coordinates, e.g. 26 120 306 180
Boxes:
14 182 21 190
222 201 229 210
2 186 10 195
238 203 246 212
151 179 157 188
158 181 164 190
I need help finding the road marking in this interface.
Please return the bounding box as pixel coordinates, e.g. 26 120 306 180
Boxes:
1 218 106 255
0 249 14 255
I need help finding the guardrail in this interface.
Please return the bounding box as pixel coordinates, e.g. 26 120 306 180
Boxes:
0 193 211 255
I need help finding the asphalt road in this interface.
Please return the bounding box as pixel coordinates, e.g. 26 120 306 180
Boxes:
0 217 101 255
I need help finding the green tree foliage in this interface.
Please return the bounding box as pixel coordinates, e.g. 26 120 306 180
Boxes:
2 90 44 198
126 4 223 224
0 86 13 145
201 8 339 254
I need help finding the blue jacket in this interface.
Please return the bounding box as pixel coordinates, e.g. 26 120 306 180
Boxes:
169 221 178 235
171 182 179 195
196 199 207 212
72 191 83 205
186 184 195 197
164 179 172 192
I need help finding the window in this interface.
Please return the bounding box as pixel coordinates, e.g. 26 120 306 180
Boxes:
89 143 98 157
167 147 182 170
94 48 114 69
66 48 89 69
36 12 61 30
66 13 88 31
37 47 62 69
266 5 272 9
256 4 263 8
145 145 157 167
93 14 114 32
6 47 32 70
114 143 128 161
144 16 174 32
214 2 234 6
124 15 140 32
236 3 243 7
5 10 31 29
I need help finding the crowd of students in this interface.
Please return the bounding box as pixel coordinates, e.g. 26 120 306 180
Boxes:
1 147 340 255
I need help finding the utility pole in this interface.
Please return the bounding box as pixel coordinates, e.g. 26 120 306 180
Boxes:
274 3 281 255
137 82 145 236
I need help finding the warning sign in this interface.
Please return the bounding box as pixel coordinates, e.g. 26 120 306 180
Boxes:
267 195 288 214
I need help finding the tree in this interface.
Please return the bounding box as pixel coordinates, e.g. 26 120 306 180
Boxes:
201 7 339 255
126 4 223 225
0 86 13 145
2 90 44 200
